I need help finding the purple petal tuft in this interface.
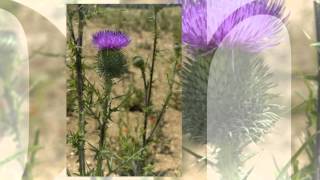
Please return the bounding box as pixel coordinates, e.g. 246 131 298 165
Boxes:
92 30 131 50
181 0 288 53
182 0 213 52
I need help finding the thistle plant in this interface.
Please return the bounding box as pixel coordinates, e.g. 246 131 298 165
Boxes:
91 30 130 176
181 0 287 179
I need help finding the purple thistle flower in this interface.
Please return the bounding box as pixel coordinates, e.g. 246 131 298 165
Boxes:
182 0 287 53
92 30 130 50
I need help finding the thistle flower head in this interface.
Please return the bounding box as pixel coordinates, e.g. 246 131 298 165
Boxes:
92 30 130 50
181 0 287 53
181 0 287 144
92 30 130 79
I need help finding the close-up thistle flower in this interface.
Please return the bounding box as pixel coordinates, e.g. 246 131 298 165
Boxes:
92 30 131 79
182 0 287 143
181 0 288 179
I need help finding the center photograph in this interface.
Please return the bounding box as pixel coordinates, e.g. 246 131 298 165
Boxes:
66 4 182 177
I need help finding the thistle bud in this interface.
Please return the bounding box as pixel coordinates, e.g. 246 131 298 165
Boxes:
132 56 145 70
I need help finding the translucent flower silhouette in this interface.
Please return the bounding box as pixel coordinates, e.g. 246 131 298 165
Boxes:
92 30 130 50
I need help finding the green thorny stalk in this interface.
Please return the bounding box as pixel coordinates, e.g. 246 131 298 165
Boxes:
133 7 160 175
67 5 86 175
142 7 159 148
134 6 179 175
96 78 113 176
138 7 159 174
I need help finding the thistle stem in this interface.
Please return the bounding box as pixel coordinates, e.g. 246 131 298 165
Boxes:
146 51 178 144
74 4 86 176
134 7 159 175
96 78 113 176
96 120 107 176
142 7 159 147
